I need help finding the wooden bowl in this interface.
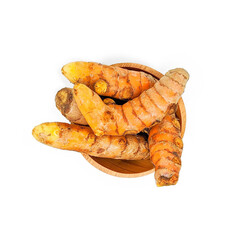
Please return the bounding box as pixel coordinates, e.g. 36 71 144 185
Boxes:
81 63 186 178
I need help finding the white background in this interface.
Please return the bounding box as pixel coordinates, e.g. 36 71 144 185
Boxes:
0 0 239 239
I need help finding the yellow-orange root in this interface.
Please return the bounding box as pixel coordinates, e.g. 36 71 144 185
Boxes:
62 61 158 99
148 114 183 186
32 122 149 160
73 68 189 136
55 88 116 125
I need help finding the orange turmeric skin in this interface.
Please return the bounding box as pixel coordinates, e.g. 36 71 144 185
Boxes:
32 122 149 160
73 68 189 136
55 88 116 125
62 62 158 100
148 114 183 186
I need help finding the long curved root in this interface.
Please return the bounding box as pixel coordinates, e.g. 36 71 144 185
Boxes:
32 122 149 160
62 61 158 99
73 68 189 136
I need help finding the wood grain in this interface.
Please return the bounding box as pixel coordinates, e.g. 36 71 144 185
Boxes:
82 63 186 178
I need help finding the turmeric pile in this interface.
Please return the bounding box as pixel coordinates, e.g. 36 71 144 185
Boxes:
33 61 189 187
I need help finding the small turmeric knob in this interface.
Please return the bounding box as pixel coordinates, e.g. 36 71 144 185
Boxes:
94 80 108 95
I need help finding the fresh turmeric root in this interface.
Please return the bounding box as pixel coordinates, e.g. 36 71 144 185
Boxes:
55 88 116 125
62 62 158 99
56 88 88 125
32 122 149 160
148 114 183 186
73 68 189 136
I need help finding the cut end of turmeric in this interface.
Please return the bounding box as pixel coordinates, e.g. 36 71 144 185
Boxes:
166 68 189 80
94 80 108 95
55 88 72 114
55 87 89 125
56 88 69 104
155 169 178 187
62 62 90 84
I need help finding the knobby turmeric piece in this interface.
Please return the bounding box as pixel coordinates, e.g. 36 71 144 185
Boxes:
55 88 116 125
73 68 189 136
103 98 116 105
62 62 158 99
148 114 183 186
32 122 149 160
